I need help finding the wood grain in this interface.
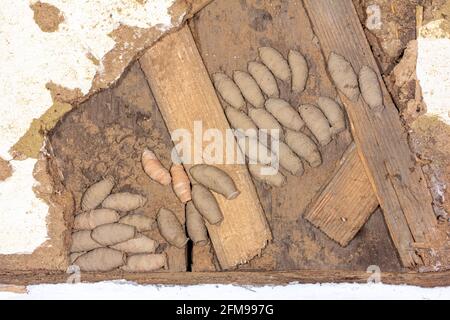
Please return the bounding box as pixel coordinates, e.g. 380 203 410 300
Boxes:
140 26 272 270
303 0 446 267
1 270 449 288
305 143 379 246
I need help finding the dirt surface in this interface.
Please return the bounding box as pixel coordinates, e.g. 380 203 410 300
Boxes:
50 63 187 271
30 1 64 33
11 102 73 159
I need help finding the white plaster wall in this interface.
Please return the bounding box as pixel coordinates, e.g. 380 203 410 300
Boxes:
417 20 450 125
0 0 176 254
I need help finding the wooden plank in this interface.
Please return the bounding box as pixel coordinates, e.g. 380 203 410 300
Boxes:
1 270 450 288
303 0 446 268
140 25 272 270
305 143 379 246
190 0 402 272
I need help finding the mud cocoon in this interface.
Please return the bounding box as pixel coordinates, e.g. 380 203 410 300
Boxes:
91 223 136 246
258 47 291 82
102 192 147 212
288 50 308 93
248 164 286 188
141 149 172 186
191 184 224 225
273 140 304 176
265 98 304 131
236 135 275 165
74 248 125 272
111 234 158 254
81 176 115 211
233 71 265 108
157 208 188 248
225 107 258 137
70 230 102 252
327 52 360 101
284 129 322 167
69 252 85 264
298 104 332 146
170 164 192 203
73 209 120 230
248 108 284 140
186 201 209 246
190 164 240 200
212 72 245 110
122 253 167 272
119 214 155 232
247 61 279 98
359 66 384 112
317 97 346 134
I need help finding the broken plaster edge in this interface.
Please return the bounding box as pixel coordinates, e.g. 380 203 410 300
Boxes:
0 0 187 255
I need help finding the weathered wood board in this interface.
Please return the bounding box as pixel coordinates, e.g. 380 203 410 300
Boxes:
2 270 450 288
303 0 446 268
140 26 272 270
190 0 403 271
305 143 379 246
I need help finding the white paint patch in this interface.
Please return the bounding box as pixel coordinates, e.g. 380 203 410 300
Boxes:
0 159 49 254
417 20 450 125
0 281 449 300
366 4 382 31
0 0 175 254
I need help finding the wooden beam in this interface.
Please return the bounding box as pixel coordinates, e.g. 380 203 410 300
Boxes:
303 0 446 267
185 0 214 18
139 25 272 270
1 270 449 288
305 143 379 246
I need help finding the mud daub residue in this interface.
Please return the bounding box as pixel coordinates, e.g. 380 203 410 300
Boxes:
0 157 12 181
49 63 185 256
249 8 273 32
30 1 64 33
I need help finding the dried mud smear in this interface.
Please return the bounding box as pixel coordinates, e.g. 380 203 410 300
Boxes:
50 63 187 271
11 102 73 159
30 2 64 33
0 158 12 181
